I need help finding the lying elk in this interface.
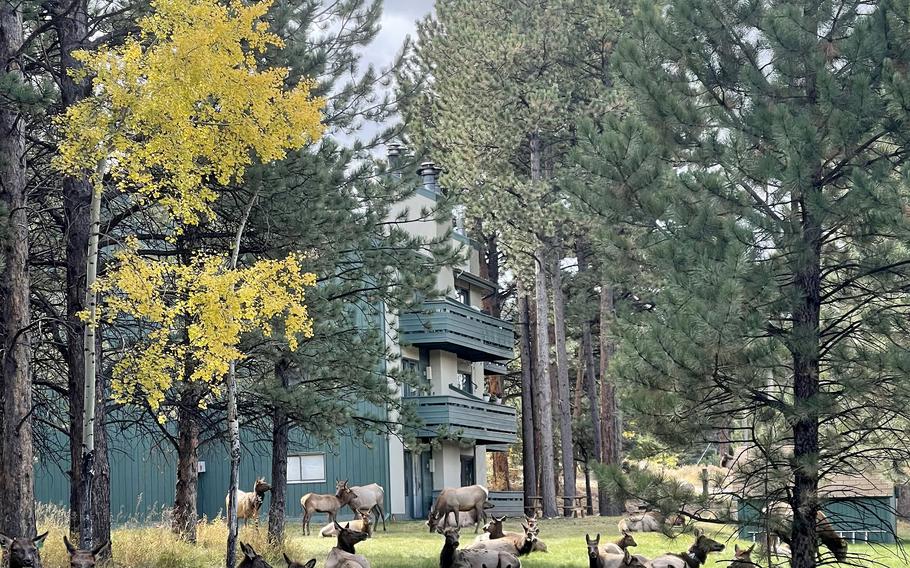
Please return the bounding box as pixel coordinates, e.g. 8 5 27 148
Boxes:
602 531 636 555
647 531 726 568
325 521 371 568
585 534 645 568
438 526 520 568
346 482 387 532
427 485 490 533
0 532 48 568
284 554 317 568
226 477 272 527
301 479 358 535
321 511 372 538
474 517 547 553
64 536 109 568
468 524 540 557
618 511 683 533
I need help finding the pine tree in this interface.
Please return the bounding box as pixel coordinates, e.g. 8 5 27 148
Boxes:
577 1 910 565
401 0 624 519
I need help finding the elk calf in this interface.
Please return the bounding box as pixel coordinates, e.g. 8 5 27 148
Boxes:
602 531 636 555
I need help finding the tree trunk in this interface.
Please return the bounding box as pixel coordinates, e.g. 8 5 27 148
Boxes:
533 252 557 518
268 359 291 544
0 0 35 538
576 238 607 515
790 203 822 568
573 350 584 420
518 292 537 511
897 484 910 520
550 242 575 516
56 0 111 552
172 389 200 542
598 284 622 516
78 179 103 548
92 344 110 559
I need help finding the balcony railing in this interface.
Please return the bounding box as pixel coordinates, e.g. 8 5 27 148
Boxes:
399 298 514 361
404 394 518 445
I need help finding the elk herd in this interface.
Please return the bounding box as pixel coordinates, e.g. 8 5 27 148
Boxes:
0 479 850 568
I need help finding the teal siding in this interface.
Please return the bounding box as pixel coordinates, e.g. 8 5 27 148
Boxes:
738 498 896 544
35 425 391 525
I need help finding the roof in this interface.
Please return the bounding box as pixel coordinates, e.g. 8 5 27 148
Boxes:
723 446 894 499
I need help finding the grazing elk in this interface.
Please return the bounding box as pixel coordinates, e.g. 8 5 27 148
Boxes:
0 532 48 568
325 521 370 568
602 531 637 555
320 511 372 538
427 485 490 533
226 477 272 527
647 531 726 568
63 536 108 568
438 527 520 568
301 480 358 535
763 503 847 562
346 483 387 532
585 534 645 568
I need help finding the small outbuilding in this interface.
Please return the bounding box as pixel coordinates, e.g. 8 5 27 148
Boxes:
727 448 896 544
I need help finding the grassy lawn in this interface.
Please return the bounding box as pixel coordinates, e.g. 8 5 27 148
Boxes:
33 514 910 567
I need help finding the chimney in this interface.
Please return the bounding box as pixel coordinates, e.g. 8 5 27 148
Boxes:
417 161 442 194
387 142 404 179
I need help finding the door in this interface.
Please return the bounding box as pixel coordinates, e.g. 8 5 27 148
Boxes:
460 455 476 486
404 450 414 519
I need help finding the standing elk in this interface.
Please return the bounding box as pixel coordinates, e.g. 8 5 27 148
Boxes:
427 485 490 533
226 477 272 527
301 479 358 535
346 482 387 531
0 532 48 568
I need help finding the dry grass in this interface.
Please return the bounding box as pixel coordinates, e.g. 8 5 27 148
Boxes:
30 505 910 568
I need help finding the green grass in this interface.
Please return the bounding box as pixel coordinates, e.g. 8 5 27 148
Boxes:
33 512 910 567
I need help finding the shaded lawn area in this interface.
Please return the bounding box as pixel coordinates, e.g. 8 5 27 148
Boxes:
34 515 910 567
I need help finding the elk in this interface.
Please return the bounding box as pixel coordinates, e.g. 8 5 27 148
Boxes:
427 485 490 533
238 542 273 568
438 527 520 568
618 511 682 533
226 477 272 527
63 536 109 568
0 532 48 568
729 544 756 568
282 554 317 568
602 531 637 555
325 521 370 568
467 524 539 557
646 532 726 568
301 479 358 535
346 483 387 531
585 534 645 568
320 511 372 538
523 515 539 535
763 503 847 562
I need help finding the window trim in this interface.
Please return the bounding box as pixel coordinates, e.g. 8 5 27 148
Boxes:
287 453 327 484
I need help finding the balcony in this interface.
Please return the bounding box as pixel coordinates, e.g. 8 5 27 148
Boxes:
399 298 514 361
404 395 518 445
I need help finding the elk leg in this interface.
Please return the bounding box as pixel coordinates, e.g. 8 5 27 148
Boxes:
473 504 483 533
375 504 387 531
303 511 309 535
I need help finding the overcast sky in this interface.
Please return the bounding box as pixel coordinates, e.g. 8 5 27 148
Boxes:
362 0 434 73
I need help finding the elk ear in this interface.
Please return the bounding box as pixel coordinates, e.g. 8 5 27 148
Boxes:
0 533 11 549
91 541 109 557
33 532 49 547
283 553 292 566
64 536 77 555
303 560 316 568
334 520 344 530
735 544 741 554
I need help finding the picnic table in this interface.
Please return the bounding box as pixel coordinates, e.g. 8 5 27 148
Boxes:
559 495 586 518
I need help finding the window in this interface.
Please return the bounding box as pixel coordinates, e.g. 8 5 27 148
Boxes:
455 286 470 305
402 358 425 397
287 454 325 484
458 371 474 394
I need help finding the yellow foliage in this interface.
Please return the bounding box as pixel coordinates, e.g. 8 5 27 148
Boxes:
54 0 324 227
91 240 316 415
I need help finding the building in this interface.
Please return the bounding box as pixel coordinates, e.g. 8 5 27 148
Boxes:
34 158 520 524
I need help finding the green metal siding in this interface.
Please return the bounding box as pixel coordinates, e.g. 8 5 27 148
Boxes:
35 426 390 525
737 498 896 544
